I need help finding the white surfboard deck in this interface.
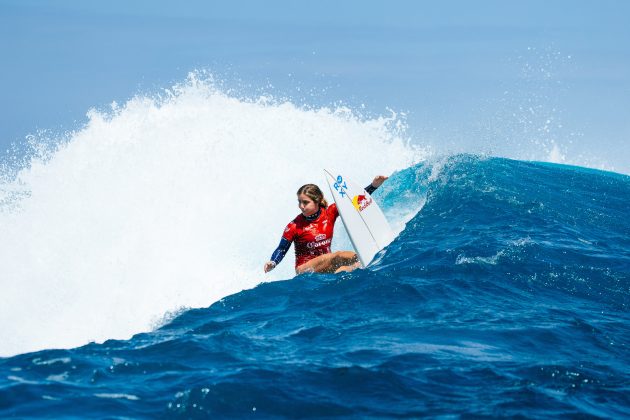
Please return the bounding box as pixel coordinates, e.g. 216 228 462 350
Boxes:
324 170 395 267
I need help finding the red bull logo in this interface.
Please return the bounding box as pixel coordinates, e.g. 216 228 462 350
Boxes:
352 194 373 212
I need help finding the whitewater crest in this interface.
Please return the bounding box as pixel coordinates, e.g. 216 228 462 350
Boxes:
0 73 427 357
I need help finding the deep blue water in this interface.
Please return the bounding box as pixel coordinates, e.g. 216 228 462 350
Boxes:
1 156 629 418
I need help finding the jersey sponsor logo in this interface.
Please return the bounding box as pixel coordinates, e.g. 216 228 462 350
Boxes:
306 238 331 249
315 233 326 242
304 224 317 233
352 194 373 212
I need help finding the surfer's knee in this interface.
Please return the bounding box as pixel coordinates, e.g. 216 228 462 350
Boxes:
339 251 358 262
330 251 357 267
330 251 345 263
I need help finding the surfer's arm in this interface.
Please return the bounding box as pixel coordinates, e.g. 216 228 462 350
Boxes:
264 237 292 272
271 237 291 265
366 175 388 194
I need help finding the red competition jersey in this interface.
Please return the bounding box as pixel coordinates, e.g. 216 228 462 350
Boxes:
282 204 339 268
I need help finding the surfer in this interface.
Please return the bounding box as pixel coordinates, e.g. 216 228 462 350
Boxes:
264 176 388 274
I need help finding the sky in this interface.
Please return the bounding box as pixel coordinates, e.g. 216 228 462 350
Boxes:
1 0 629 172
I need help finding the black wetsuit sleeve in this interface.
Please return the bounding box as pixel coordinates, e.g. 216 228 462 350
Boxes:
365 183 377 195
270 237 291 266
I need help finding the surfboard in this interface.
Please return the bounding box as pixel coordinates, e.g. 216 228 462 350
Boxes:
324 170 396 267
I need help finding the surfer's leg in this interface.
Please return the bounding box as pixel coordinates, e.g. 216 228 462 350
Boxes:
334 261 362 273
330 251 359 272
296 251 358 274
296 253 337 274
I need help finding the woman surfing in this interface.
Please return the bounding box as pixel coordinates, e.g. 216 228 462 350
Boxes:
264 176 387 274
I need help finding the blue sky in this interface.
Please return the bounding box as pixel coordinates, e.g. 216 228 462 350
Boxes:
1 0 629 170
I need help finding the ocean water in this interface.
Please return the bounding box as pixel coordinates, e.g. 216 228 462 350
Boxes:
1 79 629 417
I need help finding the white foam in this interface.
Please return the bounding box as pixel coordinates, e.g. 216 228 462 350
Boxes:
0 73 426 357
94 393 140 401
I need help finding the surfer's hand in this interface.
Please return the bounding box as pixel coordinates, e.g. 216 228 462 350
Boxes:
264 261 276 273
371 175 388 189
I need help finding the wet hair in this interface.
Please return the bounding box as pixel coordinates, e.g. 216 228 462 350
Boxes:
297 184 328 208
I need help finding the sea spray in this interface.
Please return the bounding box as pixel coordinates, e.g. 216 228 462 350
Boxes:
0 74 427 357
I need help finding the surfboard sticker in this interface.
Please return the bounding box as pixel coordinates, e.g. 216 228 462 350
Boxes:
324 170 395 267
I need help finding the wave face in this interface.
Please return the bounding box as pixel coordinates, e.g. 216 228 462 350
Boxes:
1 155 628 417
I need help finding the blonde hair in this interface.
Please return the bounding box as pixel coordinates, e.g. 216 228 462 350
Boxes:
297 184 328 208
